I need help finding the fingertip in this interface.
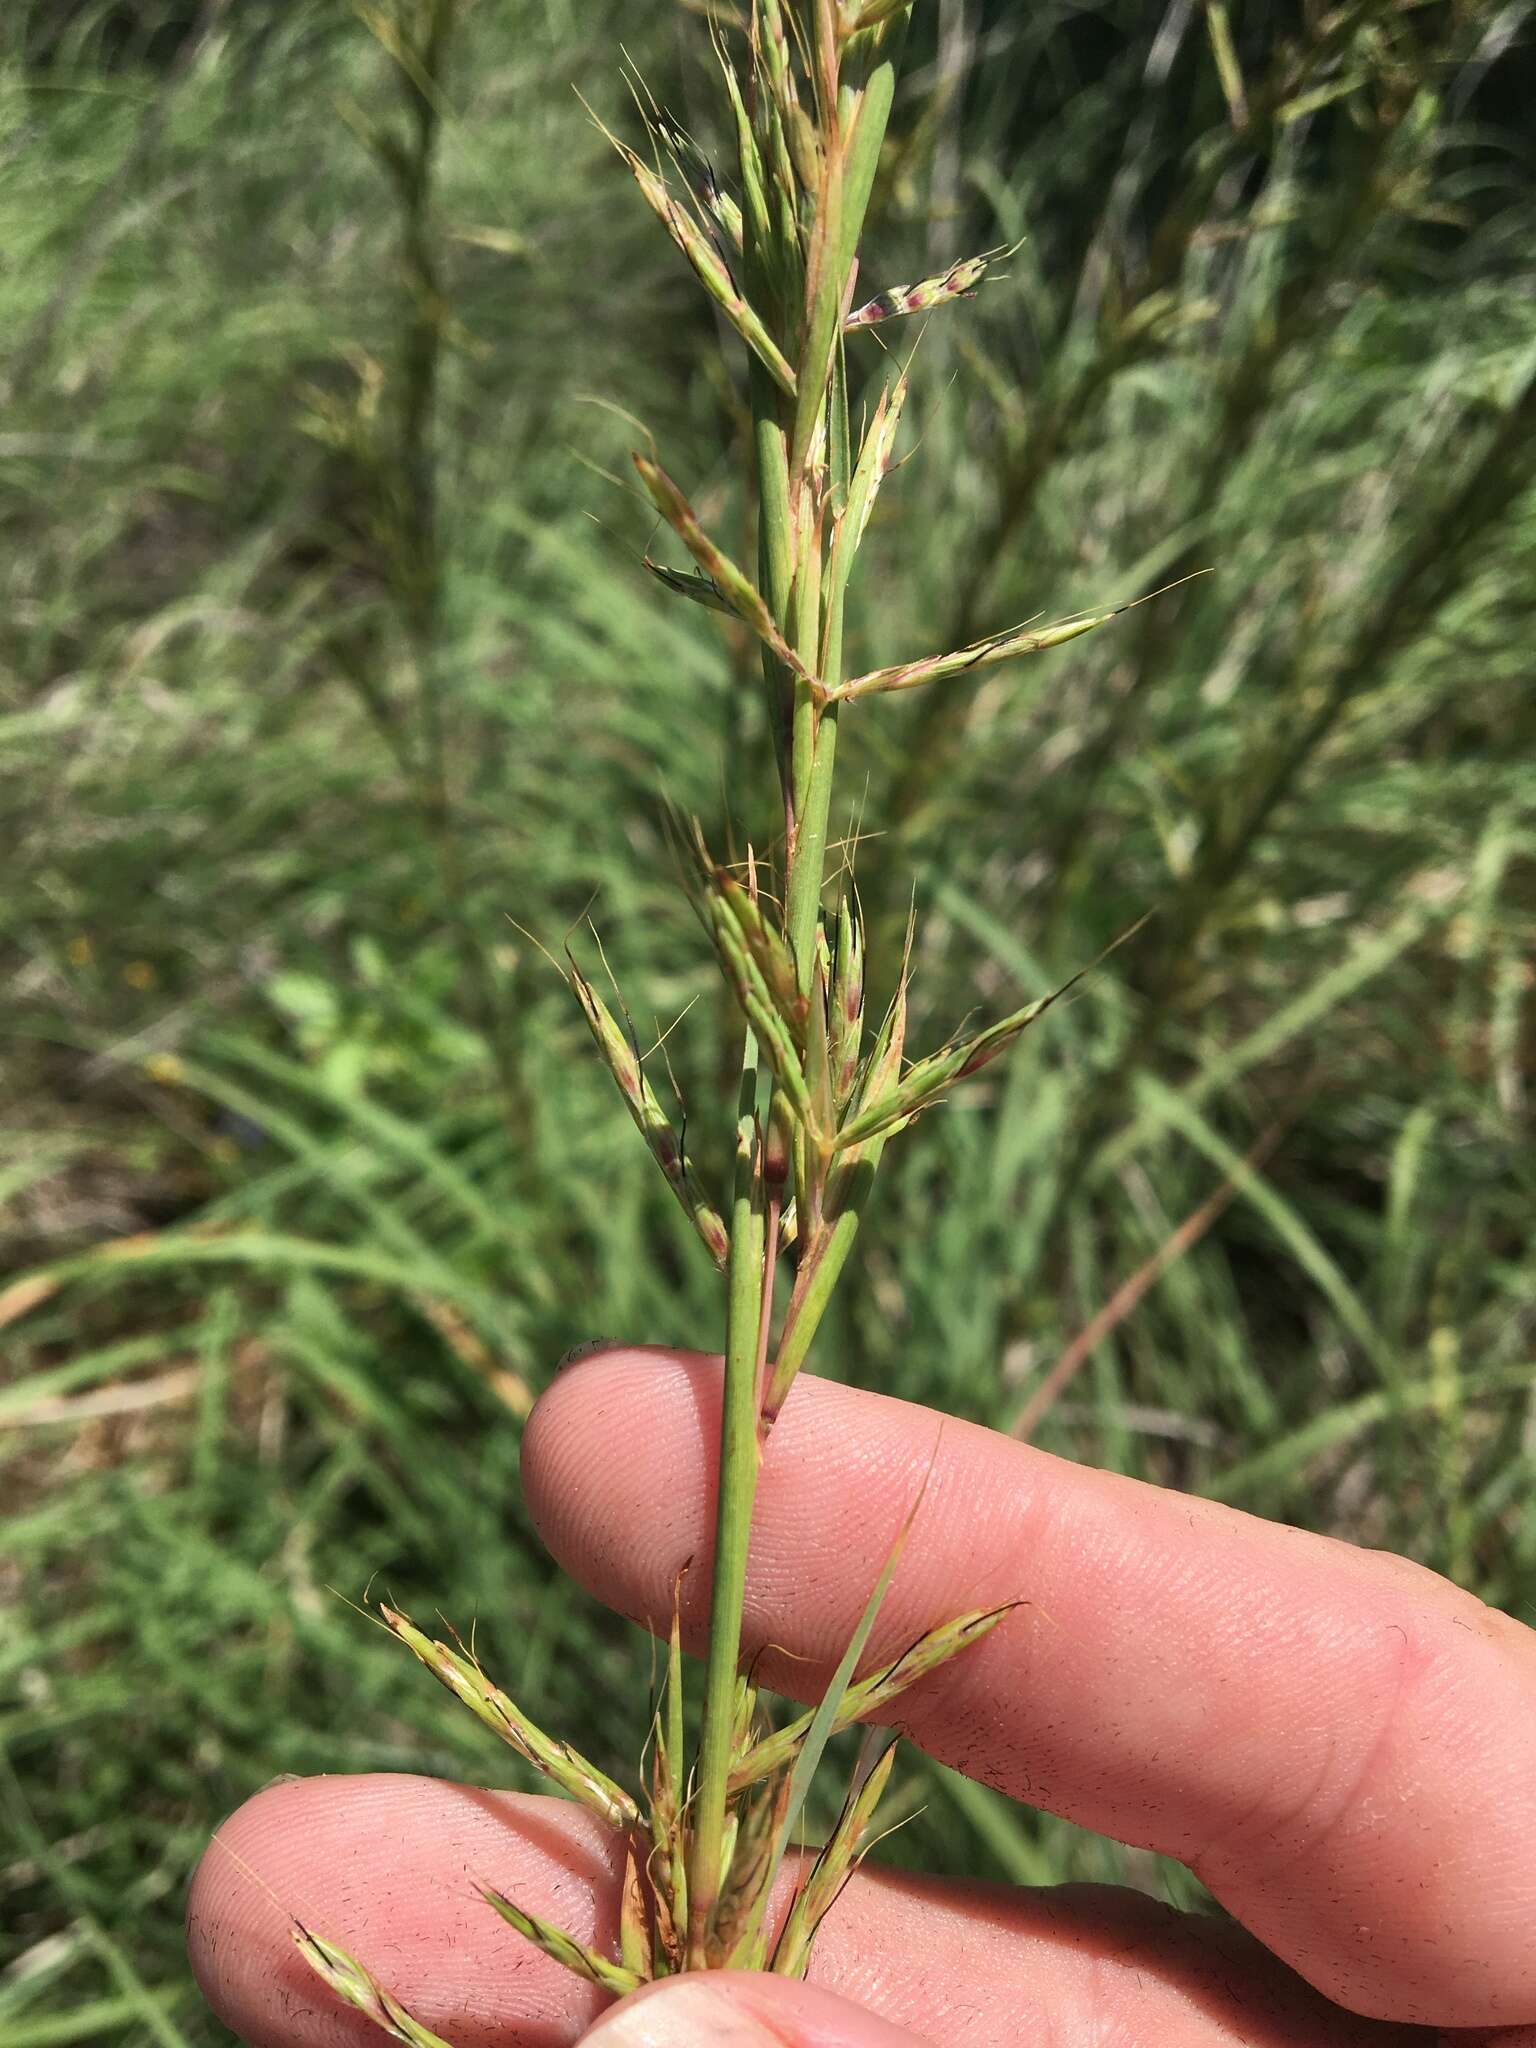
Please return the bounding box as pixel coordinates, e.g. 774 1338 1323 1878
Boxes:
523 1346 720 1628
187 1774 623 2048
580 1973 931 2046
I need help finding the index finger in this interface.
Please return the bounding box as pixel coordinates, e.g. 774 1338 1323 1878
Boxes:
523 1347 1536 2034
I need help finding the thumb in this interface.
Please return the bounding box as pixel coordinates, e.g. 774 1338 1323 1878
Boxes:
579 1971 932 2046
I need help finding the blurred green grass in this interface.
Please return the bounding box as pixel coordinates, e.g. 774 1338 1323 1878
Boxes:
3 2 1534 2040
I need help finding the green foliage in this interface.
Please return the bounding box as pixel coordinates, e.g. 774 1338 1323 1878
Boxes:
3 0 1535 2037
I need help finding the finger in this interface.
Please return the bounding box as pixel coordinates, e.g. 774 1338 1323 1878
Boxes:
186 1773 1425 2048
187 1773 621 2048
581 1974 929 2046
522 1347 1536 2031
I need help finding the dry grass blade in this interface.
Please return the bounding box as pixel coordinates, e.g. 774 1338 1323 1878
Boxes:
1009 1118 1291 1440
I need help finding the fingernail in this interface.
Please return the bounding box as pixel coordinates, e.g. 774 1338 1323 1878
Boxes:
581 1973 927 2046
583 1979 781 2046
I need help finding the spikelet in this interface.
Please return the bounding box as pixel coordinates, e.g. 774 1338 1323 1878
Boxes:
633 454 814 682
293 1927 458 2048
713 1768 794 1969
831 603 1123 702
379 1605 639 1831
587 105 796 396
687 840 823 1134
647 1595 690 1973
845 248 1000 329
478 1885 642 1997
770 1736 897 1977
803 932 837 1144
618 1836 650 1981
568 957 730 1268
648 104 745 252
730 1602 1016 1791
762 969 907 1424
835 370 907 567
835 977 1084 1150
828 896 865 1112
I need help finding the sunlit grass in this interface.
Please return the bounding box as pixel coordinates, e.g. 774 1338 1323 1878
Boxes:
3 0 1535 2036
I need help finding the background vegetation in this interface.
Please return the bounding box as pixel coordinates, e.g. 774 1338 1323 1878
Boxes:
4 1 1533 2040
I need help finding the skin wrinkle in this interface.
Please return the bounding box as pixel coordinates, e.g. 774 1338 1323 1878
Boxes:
1190 1619 1414 1893
587 1977 936 2046
519 1349 1536 2029
189 1774 1436 2046
1202 1627 1521 2021
781 1425 1320 1879
184 1347 1536 2045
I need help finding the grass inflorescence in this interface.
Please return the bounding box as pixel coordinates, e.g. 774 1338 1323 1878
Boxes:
291 4 1126 2001
4 0 1535 2039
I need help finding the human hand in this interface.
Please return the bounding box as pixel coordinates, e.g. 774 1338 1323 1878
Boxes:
188 1345 1536 2046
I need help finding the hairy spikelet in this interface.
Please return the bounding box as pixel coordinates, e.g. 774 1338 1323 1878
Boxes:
730 1603 1016 1790
589 106 796 395
568 958 730 1267
633 454 812 679
478 1885 643 1997
380 1606 639 1830
832 604 1123 701
845 247 1006 328
771 1736 896 1976
293 1928 458 2048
